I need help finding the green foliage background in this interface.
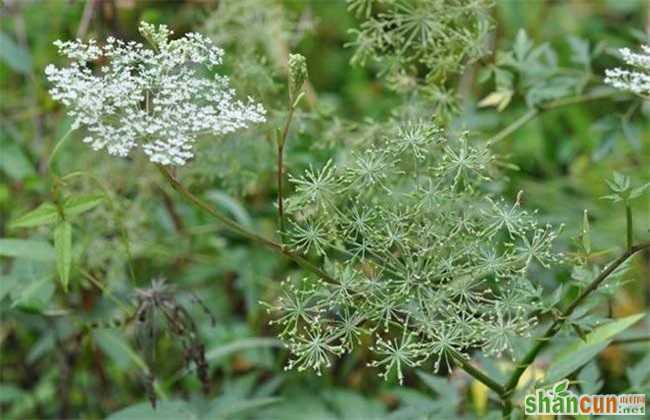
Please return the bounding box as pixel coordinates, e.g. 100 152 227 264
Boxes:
1 0 649 419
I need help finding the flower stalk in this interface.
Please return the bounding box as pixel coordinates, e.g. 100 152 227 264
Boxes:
276 106 295 235
277 54 308 235
157 164 338 286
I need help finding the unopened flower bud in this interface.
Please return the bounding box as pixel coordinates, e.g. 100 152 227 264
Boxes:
288 53 308 104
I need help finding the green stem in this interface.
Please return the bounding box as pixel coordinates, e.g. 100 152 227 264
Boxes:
626 203 633 251
501 400 512 420
277 106 296 236
47 127 74 174
487 90 617 145
501 241 650 407
487 108 538 145
451 351 505 396
157 165 338 285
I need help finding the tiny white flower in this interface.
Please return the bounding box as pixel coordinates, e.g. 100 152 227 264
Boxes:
45 22 266 166
604 44 650 97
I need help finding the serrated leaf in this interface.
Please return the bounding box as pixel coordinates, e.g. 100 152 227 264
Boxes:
613 171 627 189
494 68 514 90
54 221 72 292
62 194 104 218
513 29 532 62
567 36 590 67
9 202 59 229
630 183 650 199
0 239 55 261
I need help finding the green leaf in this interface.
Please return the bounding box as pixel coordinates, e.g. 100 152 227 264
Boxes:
323 390 386 420
0 275 20 301
0 31 32 74
542 313 645 385
106 401 198 420
9 260 55 314
581 313 645 344
206 190 253 228
93 330 148 371
0 134 36 181
207 397 281 419
9 202 59 229
543 340 610 385
567 36 590 68
0 384 25 403
206 337 282 362
10 195 105 230
626 353 650 389
416 370 458 401
630 182 650 199
62 194 104 218
513 29 532 62
578 362 603 395
0 239 55 261
54 221 72 291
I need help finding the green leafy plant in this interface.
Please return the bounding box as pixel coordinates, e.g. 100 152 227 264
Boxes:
2 1 649 419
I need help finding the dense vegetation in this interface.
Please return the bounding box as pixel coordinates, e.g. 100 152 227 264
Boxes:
1 1 649 419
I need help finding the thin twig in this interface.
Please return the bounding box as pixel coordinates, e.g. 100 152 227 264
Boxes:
487 89 618 145
626 204 633 251
451 351 505 396
277 106 296 235
77 0 99 39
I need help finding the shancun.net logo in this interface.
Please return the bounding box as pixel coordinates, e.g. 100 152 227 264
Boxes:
524 379 646 416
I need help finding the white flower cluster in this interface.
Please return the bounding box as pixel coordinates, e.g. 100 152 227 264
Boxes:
45 22 266 166
604 44 650 97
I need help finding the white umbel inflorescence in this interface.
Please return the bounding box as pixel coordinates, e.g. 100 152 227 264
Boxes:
604 44 650 97
45 22 266 166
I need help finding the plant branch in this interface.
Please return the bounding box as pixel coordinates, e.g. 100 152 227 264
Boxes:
451 351 505 397
156 165 338 285
503 241 650 397
277 106 296 236
626 203 633 251
487 90 618 145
